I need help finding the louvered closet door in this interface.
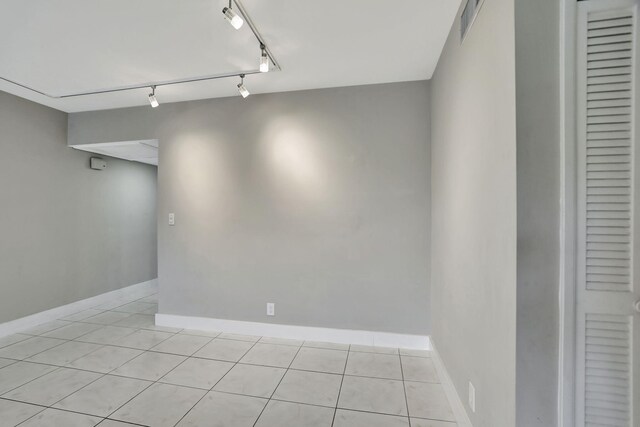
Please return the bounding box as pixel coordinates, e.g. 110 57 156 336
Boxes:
576 1 640 426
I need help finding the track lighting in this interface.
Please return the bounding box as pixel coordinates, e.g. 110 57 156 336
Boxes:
148 86 159 108
237 74 250 98
260 45 269 73
2 1 279 100
223 1 243 30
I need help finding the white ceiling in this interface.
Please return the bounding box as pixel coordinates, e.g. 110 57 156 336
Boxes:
0 0 460 113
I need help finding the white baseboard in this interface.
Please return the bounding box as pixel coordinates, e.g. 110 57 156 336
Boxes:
0 279 158 338
431 339 473 427
155 313 431 350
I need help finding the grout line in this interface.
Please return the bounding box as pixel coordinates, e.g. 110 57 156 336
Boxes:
7 369 111 426
170 337 263 427
330 342 350 427
250 338 304 427
399 350 412 426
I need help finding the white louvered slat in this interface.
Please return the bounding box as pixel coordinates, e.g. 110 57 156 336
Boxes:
588 16 633 30
584 314 632 426
585 6 634 295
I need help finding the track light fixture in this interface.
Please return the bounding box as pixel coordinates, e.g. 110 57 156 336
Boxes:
260 45 269 73
223 0 244 30
237 74 250 98
2 1 281 101
148 86 159 108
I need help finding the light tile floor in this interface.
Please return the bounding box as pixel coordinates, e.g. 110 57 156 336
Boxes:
0 290 457 426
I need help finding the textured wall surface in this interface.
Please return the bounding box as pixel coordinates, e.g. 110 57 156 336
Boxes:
69 81 431 334
0 91 157 323
430 0 518 425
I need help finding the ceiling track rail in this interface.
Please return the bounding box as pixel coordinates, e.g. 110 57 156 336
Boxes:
0 0 280 99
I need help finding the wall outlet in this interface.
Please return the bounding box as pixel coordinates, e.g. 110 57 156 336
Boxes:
168 213 175 226
468 381 476 413
266 303 275 316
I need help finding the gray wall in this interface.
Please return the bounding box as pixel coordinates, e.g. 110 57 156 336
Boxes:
515 0 561 425
69 81 431 335
429 0 517 425
0 90 158 323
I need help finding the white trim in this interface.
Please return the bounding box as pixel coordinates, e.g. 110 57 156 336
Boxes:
559 0 577 425
0 279 158 338
155 313 431 350
430 339 473 427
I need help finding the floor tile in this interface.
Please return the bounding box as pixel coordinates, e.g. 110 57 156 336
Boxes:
0 358 16 369
179 329 220 338
93 299 129 311
399 348 432 358
0 336 65 360
346 352 402 380
401 356 439 383
138 294 158 304
98 421 139 427
68 346 143 373
76 326 137 345
151 334 211 356
259 337 303 346
350 345 399 355
140 306 158 315
302 341 350 351
254 400 334 427
82 311 133 325
333 409 410 427
61 309 104 322
27 341 101 366
0 361 57 394
53 374 151 417
113 302 156 314
144 323 183 333
176 391 266 427
193 338 253 362
111 382 205 427
0 398 44 426
239 343 299 368
22 320 71 336
0 334 31 349
272 369 341 407
3 367 101 406
213 364 285 398
112 351 186 381
411 419 457 427
290 347 348 374
43 322 102 340
404 382 455 421
338 375 407 416
18 407 102 427
115 329 173 350
113 313 155 329
217 333 260 342
160 357 233 389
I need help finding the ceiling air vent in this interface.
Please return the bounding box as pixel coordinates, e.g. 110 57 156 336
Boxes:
461 0 484 42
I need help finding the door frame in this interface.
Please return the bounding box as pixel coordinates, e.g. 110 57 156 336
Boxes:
560 1 639 425
559 0 578 426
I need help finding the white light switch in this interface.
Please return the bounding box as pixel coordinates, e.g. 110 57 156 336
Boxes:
168 213 175 226
267 303 275 316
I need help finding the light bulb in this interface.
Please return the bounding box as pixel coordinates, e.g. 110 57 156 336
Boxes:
223 7 243 30
148 93 159 108
237 83 250 98
260 51 269 73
